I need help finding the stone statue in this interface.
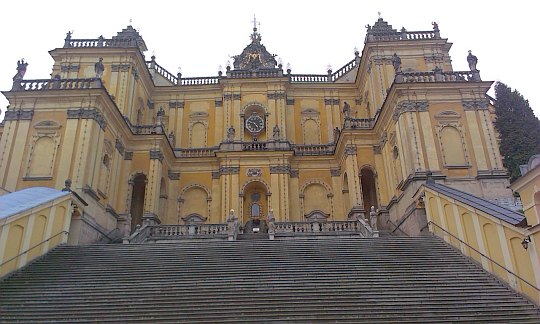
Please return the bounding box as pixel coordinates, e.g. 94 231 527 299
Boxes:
227 125 235 142
272 125 280 140
267 208 275 222
369 206 378 231
342 102 351 118
467 50 478 71
168 131 175 146
391 53 402 73
227 209 237 222
333 127 340 143
95 58 105 78
13 59 28 81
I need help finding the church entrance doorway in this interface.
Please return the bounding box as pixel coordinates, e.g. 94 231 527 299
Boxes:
242 181 269 233
130 174 147 232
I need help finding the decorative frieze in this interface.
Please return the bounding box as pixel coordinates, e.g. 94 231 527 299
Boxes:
286 98 295 105
4 109 34 121
267 92 285 100
289 169 299 178
330 169 341 177
324 98 340 105
215 99 223 107
169 101 184 109
67 108 106 130
115 138 125 155
111 63 131 72
233 93 241 100
60 64 80 72
150 149 164 162
345 145 357 156
212 171 221 179
167 171 180 180
223 93 232 100
124 151 133 160
393 101 429 121
246 168 262 177
462 99 488 110
270 165 290 174
220 166 240 175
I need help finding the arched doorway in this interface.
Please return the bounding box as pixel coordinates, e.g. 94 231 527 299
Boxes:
242 180 269 233
130 174 147 232
360 167 378 212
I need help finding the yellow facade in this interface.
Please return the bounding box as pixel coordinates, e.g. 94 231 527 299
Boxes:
0 19 514 243
0 187 73 277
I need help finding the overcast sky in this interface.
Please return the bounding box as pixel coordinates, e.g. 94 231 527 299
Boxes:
1 0 539 120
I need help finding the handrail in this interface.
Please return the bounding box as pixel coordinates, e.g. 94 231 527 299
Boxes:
0 231 69 268
387 219 408 236
428 221 540 293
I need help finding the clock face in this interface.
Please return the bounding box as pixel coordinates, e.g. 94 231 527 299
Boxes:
245 114 264 134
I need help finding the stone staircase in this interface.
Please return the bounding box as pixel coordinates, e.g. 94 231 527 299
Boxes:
1 237 539 323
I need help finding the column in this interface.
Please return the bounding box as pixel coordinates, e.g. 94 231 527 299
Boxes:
330 170 345 220
344 145 363 218
143 149 163 224
288 170 300 221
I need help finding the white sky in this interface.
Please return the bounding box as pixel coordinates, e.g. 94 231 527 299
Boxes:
1 0 539 120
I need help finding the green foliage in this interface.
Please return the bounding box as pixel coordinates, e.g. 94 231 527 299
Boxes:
494 82 540 182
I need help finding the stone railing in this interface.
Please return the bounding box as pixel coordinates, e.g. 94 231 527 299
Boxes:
65 38 137 48
398 70 479 83
292 144 335 156
330 58 358 81
367 30 438 42
174 147 217 158
123 224 229 243
180 77 220 86
289 74 329 83
344 118 374 129
227 69 283 79
146 61 178 84
271 220 365 238
12 78 103 91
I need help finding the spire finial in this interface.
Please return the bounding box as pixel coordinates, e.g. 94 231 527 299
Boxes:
129 18 132 25
252 14 257 31
378 12 382 19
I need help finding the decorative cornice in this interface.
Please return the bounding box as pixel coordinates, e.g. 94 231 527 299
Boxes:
462 99 488 110
286 98 295 105
115 138 125 155
220 166 240 175
215 99 223 107
150 149 164 162
289 169 299 178
393 101 429 121
270 165 290 174
345 145 357 156
4 109 34 121
330 168 341 177
169 101 184 109
167 171 180 180
223 93 232 100
212 171 221 179
67 108 106 130
124 151 133 160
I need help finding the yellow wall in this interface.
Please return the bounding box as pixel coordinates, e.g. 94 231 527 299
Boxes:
424 188 540 305
0 194 72 278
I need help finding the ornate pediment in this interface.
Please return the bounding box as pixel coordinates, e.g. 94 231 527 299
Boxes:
181 213 207 224
232 25 277 71
304 210 330 221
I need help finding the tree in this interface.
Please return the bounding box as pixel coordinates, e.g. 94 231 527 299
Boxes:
494 82 540 182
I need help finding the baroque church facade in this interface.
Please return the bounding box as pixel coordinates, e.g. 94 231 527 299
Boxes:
0 18 511 243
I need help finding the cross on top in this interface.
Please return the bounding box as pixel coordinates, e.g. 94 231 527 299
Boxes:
251 14 260 31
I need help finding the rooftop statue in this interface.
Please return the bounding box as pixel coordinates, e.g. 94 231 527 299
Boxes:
13 59 28 81
467 50 478 71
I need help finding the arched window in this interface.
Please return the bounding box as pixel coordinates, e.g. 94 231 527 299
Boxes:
440 126 467 166
190 122 207 147
28 136 55 177
303 119 320 145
